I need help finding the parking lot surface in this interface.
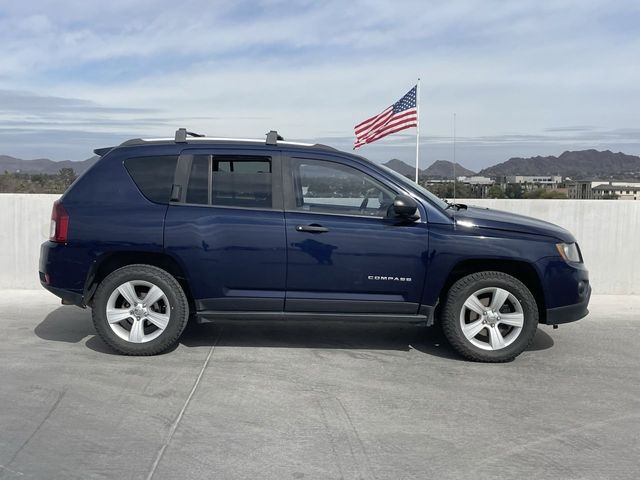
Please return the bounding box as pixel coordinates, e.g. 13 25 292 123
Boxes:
1 291 639 480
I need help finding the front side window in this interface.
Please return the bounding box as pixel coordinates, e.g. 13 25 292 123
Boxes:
291 158 395 217
377 163 448 210
184 155 273 209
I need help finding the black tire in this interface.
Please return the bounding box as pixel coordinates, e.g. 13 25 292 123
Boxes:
92 264 189 355
441 271 538 362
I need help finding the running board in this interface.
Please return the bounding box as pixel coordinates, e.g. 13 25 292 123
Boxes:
196 309 431 324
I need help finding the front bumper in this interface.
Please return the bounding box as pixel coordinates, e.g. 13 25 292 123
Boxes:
545 284 591 325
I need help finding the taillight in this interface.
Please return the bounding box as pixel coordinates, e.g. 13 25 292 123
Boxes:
50 200 69 243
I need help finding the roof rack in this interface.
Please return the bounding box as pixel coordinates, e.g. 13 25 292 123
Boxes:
175 128 205 143
265 130 283 146
96 129 331 155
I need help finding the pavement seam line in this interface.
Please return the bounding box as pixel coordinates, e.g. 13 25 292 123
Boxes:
145 329 222 480
1 386 68 477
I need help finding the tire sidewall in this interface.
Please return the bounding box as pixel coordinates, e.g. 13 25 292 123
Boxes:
443 272 539 362
92 265 188 355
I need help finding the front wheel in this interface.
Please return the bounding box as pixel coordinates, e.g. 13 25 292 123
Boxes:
92 264 189 355
441 271 538 362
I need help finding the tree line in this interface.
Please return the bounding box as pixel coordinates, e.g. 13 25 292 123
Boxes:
423 181 567 199
1 167 569 200
0 168 77 194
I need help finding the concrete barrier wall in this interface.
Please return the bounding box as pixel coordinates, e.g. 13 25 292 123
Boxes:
0 194 59 290
1 194 638 294
455 199 640 295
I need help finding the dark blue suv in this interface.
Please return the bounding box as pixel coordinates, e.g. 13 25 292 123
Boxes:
39 129 591 361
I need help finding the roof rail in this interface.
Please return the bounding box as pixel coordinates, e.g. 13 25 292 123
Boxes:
175 128 205 143
265 130 283 146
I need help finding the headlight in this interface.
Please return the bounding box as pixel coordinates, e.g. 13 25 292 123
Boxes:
556 242 582 263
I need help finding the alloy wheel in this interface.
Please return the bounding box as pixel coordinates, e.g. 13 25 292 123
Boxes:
105 280 171 343
459 287 525 351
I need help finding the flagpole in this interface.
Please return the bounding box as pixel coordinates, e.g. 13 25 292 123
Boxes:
453 112 457 203
415 77 421 183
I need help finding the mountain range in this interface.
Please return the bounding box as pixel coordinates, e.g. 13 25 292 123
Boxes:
478 150 640 178
385 150 640 180
2 149 640 180
383 159 476 178
0 155 98 175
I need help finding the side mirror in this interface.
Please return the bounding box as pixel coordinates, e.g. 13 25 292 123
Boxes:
389 194 419 219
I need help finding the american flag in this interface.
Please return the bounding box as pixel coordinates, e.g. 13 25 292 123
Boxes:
353 85 418 149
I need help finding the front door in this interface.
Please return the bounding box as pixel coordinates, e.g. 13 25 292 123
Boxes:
165 148 286 312
283 155 429 314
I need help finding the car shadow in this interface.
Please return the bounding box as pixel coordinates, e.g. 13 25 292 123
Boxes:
34 306 554 360
180 320 463 360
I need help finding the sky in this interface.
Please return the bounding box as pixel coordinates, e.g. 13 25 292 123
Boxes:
0 0 639 171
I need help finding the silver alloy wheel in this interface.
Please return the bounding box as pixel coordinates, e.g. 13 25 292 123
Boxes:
459 287 524 351
106 280 171 344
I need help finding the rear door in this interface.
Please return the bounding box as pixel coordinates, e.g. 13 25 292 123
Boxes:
283 153 429 314
164 148 286 312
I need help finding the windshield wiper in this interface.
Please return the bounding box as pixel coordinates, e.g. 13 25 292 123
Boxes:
444 201 467 211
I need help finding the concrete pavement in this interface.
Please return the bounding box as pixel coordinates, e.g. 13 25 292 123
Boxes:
0 291 639 479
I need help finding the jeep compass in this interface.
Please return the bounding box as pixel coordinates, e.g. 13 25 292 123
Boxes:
39 129 591 361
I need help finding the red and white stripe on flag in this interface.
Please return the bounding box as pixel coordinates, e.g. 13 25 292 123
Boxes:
353 85 418 149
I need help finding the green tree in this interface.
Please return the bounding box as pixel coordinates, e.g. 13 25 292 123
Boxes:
487 185 506 198
504 183 523 199
524 188 567 199
523 188 544 199
0 170 78 194
423 181 475 199
59 167 76 181
541 190 567 199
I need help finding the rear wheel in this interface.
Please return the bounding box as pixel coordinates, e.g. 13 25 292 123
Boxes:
92 264 189 355
441 271 538 362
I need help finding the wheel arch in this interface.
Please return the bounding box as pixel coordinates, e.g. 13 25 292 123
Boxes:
83 251 194 311
438 259 547 324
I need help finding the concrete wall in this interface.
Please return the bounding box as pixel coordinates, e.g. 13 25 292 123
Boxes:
0 194 59 289
1 194 638 294
455 199 640 295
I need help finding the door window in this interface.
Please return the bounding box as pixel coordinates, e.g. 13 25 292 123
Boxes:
291 158 395 217
183 155 273 209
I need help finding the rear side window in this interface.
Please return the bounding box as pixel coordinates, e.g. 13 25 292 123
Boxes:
184 155 273 209
124 156 178 204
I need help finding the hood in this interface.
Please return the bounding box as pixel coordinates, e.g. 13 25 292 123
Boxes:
454 205 575 242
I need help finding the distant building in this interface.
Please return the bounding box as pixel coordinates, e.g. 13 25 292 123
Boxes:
592 183 640 200
422 176 494 198
457 176 494 185
423 179 451 184
455 176 494 198
567 181 594 199
505 175 563 188
567 180 640 200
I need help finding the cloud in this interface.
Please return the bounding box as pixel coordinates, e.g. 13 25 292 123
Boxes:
0 0 639 166
544 126 597 133
0 89 155 114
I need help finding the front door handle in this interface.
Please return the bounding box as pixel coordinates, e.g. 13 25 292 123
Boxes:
296 224 329 233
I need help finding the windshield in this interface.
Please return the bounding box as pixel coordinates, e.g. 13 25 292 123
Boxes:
378 164 449 210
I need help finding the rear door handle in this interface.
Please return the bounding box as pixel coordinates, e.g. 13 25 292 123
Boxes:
296 224 329 233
